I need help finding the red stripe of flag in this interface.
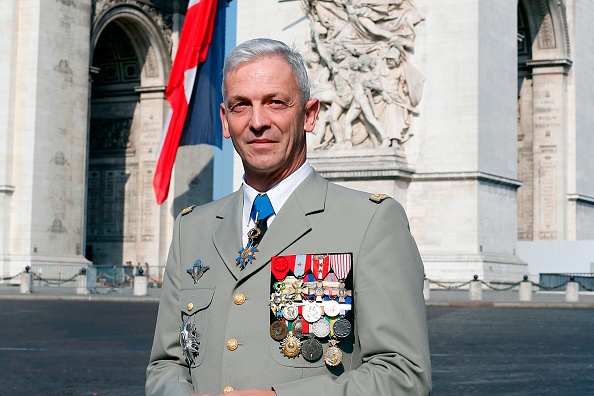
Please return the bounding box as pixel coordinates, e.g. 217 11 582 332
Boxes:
153 0 218 205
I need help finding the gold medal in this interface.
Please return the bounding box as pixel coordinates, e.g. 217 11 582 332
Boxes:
280 332 301 358
324 339 343 366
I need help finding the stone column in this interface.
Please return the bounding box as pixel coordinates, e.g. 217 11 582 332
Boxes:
2 0 91 276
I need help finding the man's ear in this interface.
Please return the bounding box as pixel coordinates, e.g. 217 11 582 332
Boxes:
220 103 231 139
303 98 320 133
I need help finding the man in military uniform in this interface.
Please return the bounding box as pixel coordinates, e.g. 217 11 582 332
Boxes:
146 38 431 396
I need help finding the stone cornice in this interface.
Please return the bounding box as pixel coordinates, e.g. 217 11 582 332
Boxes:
526 58 573 75
567 193 594 205
134 85 166 95
411 171 522 188
308 148 415 181
0 185 15 195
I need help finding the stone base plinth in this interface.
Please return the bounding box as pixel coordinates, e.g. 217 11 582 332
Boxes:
309 147 414 205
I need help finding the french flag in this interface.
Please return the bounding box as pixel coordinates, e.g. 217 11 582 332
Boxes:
153 0 226 205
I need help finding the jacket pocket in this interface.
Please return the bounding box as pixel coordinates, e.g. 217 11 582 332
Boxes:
179 287 215 367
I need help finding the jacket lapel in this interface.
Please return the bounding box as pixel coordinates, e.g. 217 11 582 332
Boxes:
213 190 244 280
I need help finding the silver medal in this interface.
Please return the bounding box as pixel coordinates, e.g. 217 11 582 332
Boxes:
312 318 330 338
302 301 322 323
282 303 299 321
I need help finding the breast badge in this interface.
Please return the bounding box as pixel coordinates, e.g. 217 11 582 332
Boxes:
186 259 209 284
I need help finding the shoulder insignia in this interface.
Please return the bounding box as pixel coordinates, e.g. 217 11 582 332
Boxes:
369 193 390 204
180 205 197 216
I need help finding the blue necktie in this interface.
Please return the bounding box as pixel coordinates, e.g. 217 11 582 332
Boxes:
250 194 275 241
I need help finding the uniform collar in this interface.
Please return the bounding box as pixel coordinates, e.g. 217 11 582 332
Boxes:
242 161 312 236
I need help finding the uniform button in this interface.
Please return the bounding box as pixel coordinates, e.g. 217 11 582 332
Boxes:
223 386 234 393
233 293 246 305
226 338 238 351
187 302 194 311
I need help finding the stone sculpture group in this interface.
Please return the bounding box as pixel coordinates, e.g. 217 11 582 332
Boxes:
302 0 425 150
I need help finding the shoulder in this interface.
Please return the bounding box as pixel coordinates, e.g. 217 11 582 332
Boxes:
327 181 400 207
176 190 240 221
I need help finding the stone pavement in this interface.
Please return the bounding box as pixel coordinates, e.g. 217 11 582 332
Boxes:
1 284 593 395
2 283 594 307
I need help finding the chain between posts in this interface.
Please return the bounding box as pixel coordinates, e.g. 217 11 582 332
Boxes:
425 275 594 292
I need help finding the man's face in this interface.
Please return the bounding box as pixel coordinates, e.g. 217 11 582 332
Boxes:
220 56 319 191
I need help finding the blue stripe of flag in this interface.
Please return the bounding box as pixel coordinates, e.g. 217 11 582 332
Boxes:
180 0 226 149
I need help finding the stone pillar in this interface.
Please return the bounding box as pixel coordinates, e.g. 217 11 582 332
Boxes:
134 276 148 296
423 278 431 301
527 59 572 240
20 271 32 294
469 276 482 301
1 0 92 277
518 277 533 302
565 281 579 302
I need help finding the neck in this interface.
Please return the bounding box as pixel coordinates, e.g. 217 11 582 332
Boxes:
244 158 307 193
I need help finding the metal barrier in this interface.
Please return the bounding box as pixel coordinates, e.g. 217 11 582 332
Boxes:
30 263 86 287
425 273 594 292
539 273 594 291
1 264 165 291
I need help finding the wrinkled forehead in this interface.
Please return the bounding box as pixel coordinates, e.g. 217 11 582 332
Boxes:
223 55 296 95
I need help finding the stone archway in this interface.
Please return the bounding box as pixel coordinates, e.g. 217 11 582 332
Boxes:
86 3 171 268
517 0 571 241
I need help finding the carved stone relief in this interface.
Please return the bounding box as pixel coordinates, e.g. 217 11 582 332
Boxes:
532 0 556 49
302 0 425 150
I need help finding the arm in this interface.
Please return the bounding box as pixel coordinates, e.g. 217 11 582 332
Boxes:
273 199 431 395
146 215 195 396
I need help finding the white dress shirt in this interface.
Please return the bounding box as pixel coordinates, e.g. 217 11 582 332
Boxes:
241 161 312 245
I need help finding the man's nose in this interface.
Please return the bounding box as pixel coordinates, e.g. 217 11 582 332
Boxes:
249 105 271 131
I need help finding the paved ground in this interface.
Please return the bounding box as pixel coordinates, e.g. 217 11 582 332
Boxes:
1 286 593 395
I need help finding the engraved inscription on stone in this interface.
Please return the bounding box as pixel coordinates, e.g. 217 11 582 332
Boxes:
142 164 156 240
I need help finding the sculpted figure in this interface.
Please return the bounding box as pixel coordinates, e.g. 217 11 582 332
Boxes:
301 0 424 150
342 55 390 148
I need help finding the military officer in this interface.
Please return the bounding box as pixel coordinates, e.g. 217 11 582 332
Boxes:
146 38 431 396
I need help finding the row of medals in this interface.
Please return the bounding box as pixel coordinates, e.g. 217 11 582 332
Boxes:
269 279 352 366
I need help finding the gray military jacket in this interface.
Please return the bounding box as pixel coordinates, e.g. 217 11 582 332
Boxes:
146 170 431 395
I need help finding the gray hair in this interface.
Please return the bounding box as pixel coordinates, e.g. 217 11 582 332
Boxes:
222 38 311 106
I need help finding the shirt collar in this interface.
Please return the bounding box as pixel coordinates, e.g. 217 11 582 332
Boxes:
242 161 312 228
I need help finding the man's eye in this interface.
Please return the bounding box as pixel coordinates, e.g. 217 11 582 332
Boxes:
229 103 247 112
269 100 287 109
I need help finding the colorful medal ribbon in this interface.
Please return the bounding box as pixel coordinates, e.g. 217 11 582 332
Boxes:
329 253 352 280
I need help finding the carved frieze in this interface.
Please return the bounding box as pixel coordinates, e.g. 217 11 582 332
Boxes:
302 0 425 150
533 0 556 49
